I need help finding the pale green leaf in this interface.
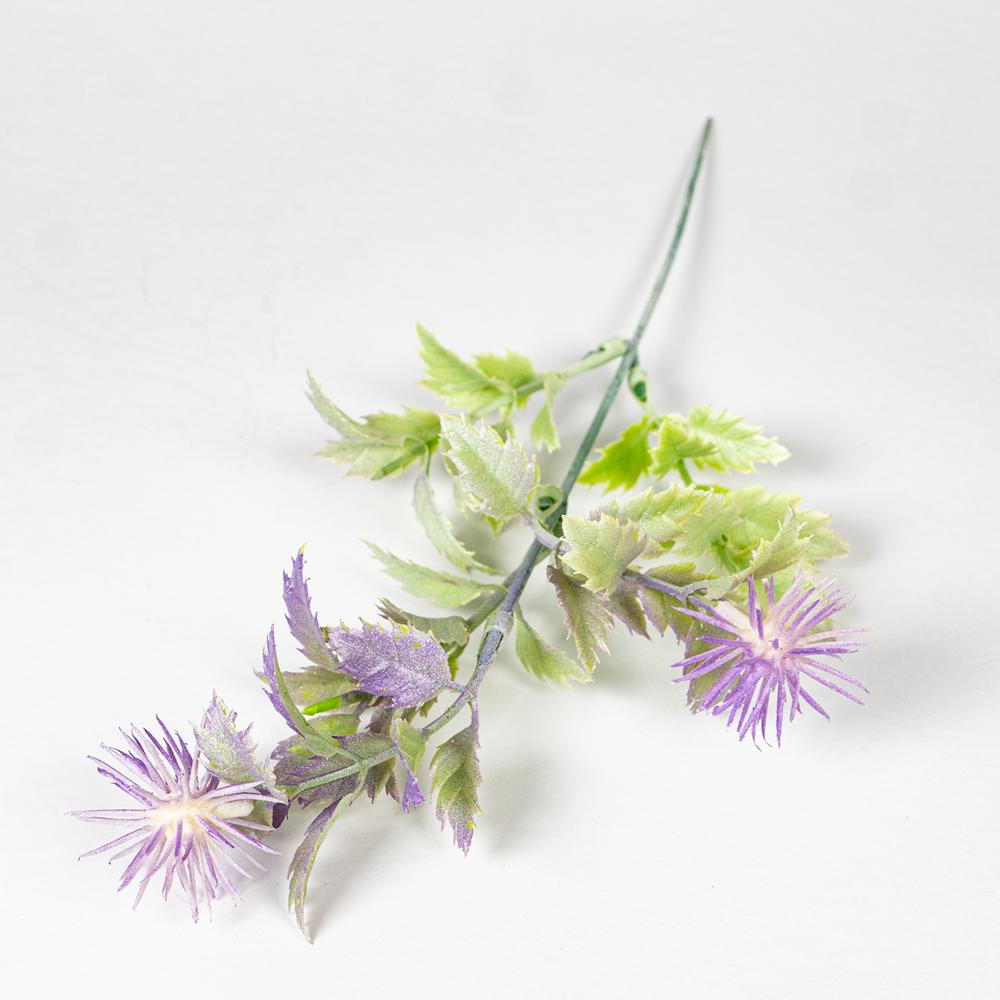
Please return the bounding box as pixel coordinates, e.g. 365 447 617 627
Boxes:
366 543 502 608
412 473 501 575
474 350 537 390
309 372 440 479
650 416 717 476
681 405 789 474
560 513 648 594
418 326 509 411
530 372 565 452
599 485 706 548
578 417 653 491
514 608 590 686
439 414 538 525
546 564 612 672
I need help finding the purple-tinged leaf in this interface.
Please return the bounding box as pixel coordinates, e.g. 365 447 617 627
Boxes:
331 621 450 709
393 718 428 813
430 723 481 854
283 550 341 672
194 692 277 790
261 628 341 757
287 793 355 940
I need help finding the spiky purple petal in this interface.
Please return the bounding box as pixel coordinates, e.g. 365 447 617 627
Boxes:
672 573 866 746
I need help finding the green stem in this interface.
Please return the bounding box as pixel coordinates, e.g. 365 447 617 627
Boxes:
421 118 713 739
677 460 693 485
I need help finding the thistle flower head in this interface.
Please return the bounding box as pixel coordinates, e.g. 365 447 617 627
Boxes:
672 573 867 745
72 718 281 921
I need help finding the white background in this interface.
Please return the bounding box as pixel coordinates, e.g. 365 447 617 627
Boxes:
2 2 998 997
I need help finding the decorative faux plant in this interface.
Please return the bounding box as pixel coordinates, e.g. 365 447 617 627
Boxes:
73 119 867 938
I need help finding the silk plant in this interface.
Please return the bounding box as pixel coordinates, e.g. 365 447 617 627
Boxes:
73 119 867 938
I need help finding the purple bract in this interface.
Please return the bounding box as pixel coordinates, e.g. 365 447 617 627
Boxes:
672 573 867 745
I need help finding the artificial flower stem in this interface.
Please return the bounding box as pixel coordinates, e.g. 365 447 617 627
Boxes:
421 118 713 739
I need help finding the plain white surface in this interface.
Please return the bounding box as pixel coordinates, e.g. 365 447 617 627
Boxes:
2 2 998 996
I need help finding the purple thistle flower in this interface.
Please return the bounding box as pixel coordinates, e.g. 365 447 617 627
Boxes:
72 718 283 921
672 573 867 745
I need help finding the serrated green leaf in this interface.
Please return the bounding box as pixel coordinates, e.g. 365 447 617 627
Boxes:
281 668 357 707
376 598 470 646
797 508 850 565
412 473 502 576
474 350 537 391
681 406 789 474
633 563 704 641
650 416 717 476
600 485 706 548
418 326 510 411
578 417 653 491
430 724 481 854
546 564 612 672
394 717 428 773
560 513 648 594
439 414 538 525
602 585 649 638
530 372 564 453
309 372 440 479
288 784 365 939
366 543 503 608
514 608 590 686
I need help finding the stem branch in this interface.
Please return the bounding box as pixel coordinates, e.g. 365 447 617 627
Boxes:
421 118 713 738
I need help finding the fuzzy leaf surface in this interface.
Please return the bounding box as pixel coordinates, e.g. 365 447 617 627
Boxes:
546 564 612 672
331 621 451 709
578 417 653 491
412 473 501 575
561 513 648 594
367 543 502 608
430 724 481 855
514 608 590 686
439 414 537 525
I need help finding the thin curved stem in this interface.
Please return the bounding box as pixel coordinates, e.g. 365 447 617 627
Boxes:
421 118 713 738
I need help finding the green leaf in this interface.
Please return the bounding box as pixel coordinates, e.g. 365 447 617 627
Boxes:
560 513 648 594
546 564 612 672
632 563 703 641
797 508 850 565
578 417 653 491
418 326 510 411
680 406 789 474
599 485 705 548
514 608 590 686
430 724 482 854
308 372 440 479
602 585 649 638
376 598 470 646
412 473 502 576
281 668 357 707
649 416 717 476
439 414 538 525
366 543 503 608
530 372 564 452
393 717 428 773
288 785 365 939
308 713 361 737
474 350 537 391
703 511 809 599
